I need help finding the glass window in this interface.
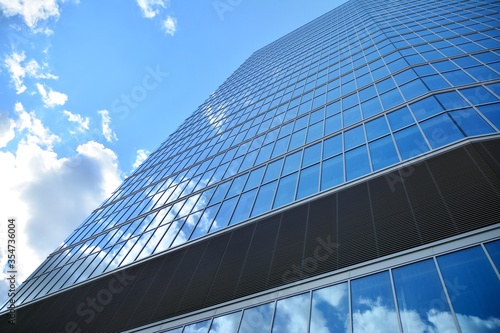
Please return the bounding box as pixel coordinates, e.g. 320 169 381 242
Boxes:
296 164 320 200
437 246 500 332
255 143 274 165
392 259 456 332
394 125 430 160
361 96 383 118
209 181 231 205
244 166 265 191
344 125 366 150
302 142 321 167
422 73 450 90
272 136 290 158
325 113 342 135
211 197 238 232
369 135 399 171
273 172 298 209
238 302 274 333
209 312 241 333
289 128 306 150
230 189 257 225
228 173 249 197
343 105 362 127
380 88 404 110
387 106 414 131
251 181 277 217
183 319 211 333
345 145 370 181
477 103 500 129
310 283 349 333
442 70 475 86
435 91 469 110
400 79 429 101
420 113 464 149
365 116 390 141
450 108 494 136
271 293 310 333
282 151 302 175
410 96 444 121
263 159 284 183
351 271 400 333
323 134 342 159
306 121 323 143
460 86 499 105
190 205 220 240
484 240 500 272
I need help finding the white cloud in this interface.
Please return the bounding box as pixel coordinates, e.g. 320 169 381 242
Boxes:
0 111 16 148
132 149 150 170
0 0 60 28
136 0 166 18
98 109 117 142
36 83 68 107
162 15 177 36
4 52 58 94
0 103 123 306
63 110 89 132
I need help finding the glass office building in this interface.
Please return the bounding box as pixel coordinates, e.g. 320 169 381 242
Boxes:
2 0 500 331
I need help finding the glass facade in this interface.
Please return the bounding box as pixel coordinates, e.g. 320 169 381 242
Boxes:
2 0 500 322
159 241 500 333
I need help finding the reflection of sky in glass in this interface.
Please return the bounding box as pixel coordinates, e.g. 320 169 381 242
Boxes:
208 312 241 333
271 293 309 333
310 282 349 333
351 271 399 333
239 302 274 333
392 259 456 332
437 246 500 333
183 319 211 333
484 240 500 272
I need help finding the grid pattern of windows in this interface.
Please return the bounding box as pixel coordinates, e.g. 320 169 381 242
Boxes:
158 240 500 333
4 0 500 311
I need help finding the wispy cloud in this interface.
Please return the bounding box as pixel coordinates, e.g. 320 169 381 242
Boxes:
162 15 177 36
98 109 118 142
136 0 166 18
4 51 58 94
63 110 90 132
36 83 68 107
0 0 60 28
14 102 60 148
0 111 16 148
132 149 150 170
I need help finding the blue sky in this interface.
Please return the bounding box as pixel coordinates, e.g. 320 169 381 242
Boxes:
0 0 347 297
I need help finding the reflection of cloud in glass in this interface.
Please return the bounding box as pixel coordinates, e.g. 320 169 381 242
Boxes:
272 293 309 333
183 319 211 333
352 298 399 333
239 302 274 333
310 283 349 333
208 311 240 333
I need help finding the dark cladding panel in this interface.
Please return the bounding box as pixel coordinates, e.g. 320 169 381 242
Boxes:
303 194 339 280
205 223 255 307
474 139 500 179
337 182 377 268
401 160 457 243
178 233 231 313
369 173 419 257
268 205 308 289
235 216 281 299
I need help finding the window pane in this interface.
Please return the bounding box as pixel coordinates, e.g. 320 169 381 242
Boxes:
296 164 320 200
323 134 342 159
460 86 499 105
310 283 349 333
273 172 298 208
484 240 500 272
351 271 399 333
321 155 343 190
410 96 444 121
393 259 456 332
394 125 430 160
302 142 321 167
251 181 277 217
437 246 500 333
420 114 464 149
244 167 265 191
477 103 500 129
263 159 284 183
387 106 414 131
238 302 274 333
289 128 306 150
361 96 383 118
344 124 366 150
211 197 238 232
209 312 241 333
435 91 469 110
400 78 429 101
230 189 257 225
380 88 404 110
306 121 323 143
183 319 211 333
325 114 342 135
282 151 302 175
343 105 362 127
345 145 370 181
450 108 494 136
271 293 310 333
369 135 399 171
365 116 390 141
